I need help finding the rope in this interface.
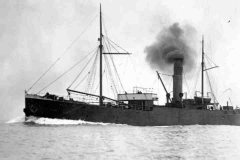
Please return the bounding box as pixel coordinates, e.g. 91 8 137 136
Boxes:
102 16 114 53
74 72 90 90
188 44 201 96
103 19 122 95
123 56 129 79
206 70 218 103
109 52 125 92
93 68 107 95
151 75 157 88
104 38 128 92
183 72 190 95
84 50 98 93
220 88 232 98
192 67 201 96
68 49 98 89
102 19 130 92
37 47 97 94
104 53 118 96
104 36 130 53
27 13 99 92
103 39 122 95
104 64 114 97
168 77 173 92
205 53 217 67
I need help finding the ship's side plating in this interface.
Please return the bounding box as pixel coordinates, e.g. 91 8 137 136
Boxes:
24 94 240 126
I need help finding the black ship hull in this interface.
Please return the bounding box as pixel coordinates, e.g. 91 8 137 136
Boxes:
24 95 240 126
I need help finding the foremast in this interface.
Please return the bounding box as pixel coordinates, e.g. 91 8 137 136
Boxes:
99 4 103 106
201 35 204 104
98 4 130 105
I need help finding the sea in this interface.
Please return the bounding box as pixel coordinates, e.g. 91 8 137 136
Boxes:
0 116 240 160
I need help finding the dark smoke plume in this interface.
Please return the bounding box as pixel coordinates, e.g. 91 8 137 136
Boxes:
145 23 197 73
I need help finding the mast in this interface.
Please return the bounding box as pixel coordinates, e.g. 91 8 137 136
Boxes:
201 35 204 104
99 4 103 106
98 4 130 105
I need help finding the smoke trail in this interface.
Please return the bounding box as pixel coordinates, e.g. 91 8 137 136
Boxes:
145 22 197 73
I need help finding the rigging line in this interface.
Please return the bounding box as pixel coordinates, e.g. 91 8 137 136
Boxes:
229 98 233 106
105 40 125 92
183 72 190 95
104 36 130 53
189 59 200 93
74 72 90 90
189 44 201 92
103 35 129 92
89 61 97 94
220 88 232 98
205 53 217 66
157 73 172 76
102 14 109 37
205 55 213 68
104 63 115 98
104 53 118 95
123 56 129 78
151 75 157 88
206 70 218 103
103 39 120 95
105 38 127 92
93 67 107 95
129 55 143 87
90 54 98 94
106 38 121 53
88 49 99 94
84 49 99 93
103 37 111 53
102 15 113 53
192 67 201 96
27 13 99 92
37 47 98 94
167 77 173 92
68 49 98 89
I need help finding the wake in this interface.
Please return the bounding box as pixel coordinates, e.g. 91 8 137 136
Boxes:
6 116 119 126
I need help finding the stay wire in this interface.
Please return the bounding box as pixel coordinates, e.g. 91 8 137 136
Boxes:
74 72 90 90
93 67 107 95
37 47 98 94
103 48 118 96
102 19 128 92
183 72 190 96
102 15 113 53
192 67 201 96
205 55 213 68
68 48 98 89
104 39 125 92
27 13 99 92
167 77 173 92
102 18 119 95
84 49 99 93
206 70 218 103
104 36 130 54
205 53 217 67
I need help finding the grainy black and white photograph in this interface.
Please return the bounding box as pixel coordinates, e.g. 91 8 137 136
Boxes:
1 0 240 159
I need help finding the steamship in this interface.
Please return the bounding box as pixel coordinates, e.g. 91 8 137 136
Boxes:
24 5 240 126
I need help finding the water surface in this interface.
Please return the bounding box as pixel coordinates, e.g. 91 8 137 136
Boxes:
1 116 240 160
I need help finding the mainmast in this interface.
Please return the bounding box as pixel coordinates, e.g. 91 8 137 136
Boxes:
99 4 103 106
201 35 204 104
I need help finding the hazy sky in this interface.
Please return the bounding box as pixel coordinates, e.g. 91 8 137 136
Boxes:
1 0 240 121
